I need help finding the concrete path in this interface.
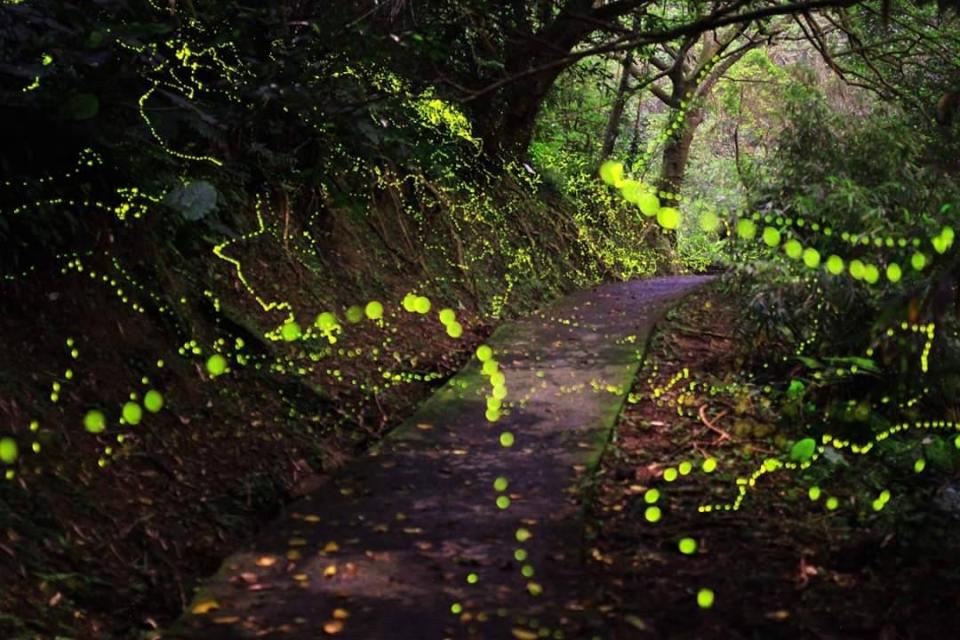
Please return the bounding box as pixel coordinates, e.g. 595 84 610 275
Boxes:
166 276 709 640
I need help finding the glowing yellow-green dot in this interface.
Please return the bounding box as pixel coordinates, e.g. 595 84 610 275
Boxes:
0 438 18 464
736 219 757 240
315 312 337 331
678 461 692 475
697 588 715 609
450 602 463 615
826 255 844 275
644 488 660 504
702 458 717 473
281 321 302 342
663 467 678 482
849 259 865 279
492 385 508 400
872 499 884 511
516 527 532 542
496 495 511 509
955 435 960 449
65 369 74 380
521 564 535 578
527 582 543 596
482 359 499 375
500 432 515 447
494 476 509 492
206 354 228 377
761 226 780 247
476 345 493 362
912 252 927 271
365 300 384 320
144 390 164 413
863 264 880 284
401 293 417 313
438 308 456 325
446 322 463 338
645 506 662 522
825 496 839 510
29 420 39 432
486 408 501 423
414 296 431 314
122 402 143 426
31 442 40 453
784 239 803 260
914 458 926 473
657 207 681 230
699 210 719 231
345 306 364 323
6 469 15 480
802 247 821 269
678 538 697 555
467 572 478 584
84 410 107 434
808 486 821 501
886 263 902 283
599 160 624 186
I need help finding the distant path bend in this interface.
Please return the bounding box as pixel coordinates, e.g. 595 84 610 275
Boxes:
168 276 711 639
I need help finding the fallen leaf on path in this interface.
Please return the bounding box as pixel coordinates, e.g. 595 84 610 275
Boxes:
191 600 219 615
323 620 345 634
511 629 538 640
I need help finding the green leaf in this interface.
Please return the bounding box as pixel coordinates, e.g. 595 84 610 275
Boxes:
163 181 219 221
789 437 816 463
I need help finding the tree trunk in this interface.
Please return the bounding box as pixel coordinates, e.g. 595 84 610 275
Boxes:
625 98 644 168
599 53 634 162
658 107 704 204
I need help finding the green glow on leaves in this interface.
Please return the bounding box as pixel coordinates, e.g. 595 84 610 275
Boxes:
599 161 624 186
84 410 106 434
144 390 164 413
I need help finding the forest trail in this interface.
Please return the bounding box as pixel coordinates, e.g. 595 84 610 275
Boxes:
168 276 710 639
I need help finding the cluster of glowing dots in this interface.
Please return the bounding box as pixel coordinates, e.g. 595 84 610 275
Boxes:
728 212 955 283
476 344 509 427
700 420 960 513
599 161 681 231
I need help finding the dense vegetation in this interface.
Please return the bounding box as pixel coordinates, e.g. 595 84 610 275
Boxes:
2 0 960 638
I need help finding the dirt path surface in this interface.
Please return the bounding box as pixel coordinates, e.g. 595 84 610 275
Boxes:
166 276 710 640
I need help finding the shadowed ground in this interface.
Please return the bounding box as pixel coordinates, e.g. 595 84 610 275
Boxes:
166 276 710 640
